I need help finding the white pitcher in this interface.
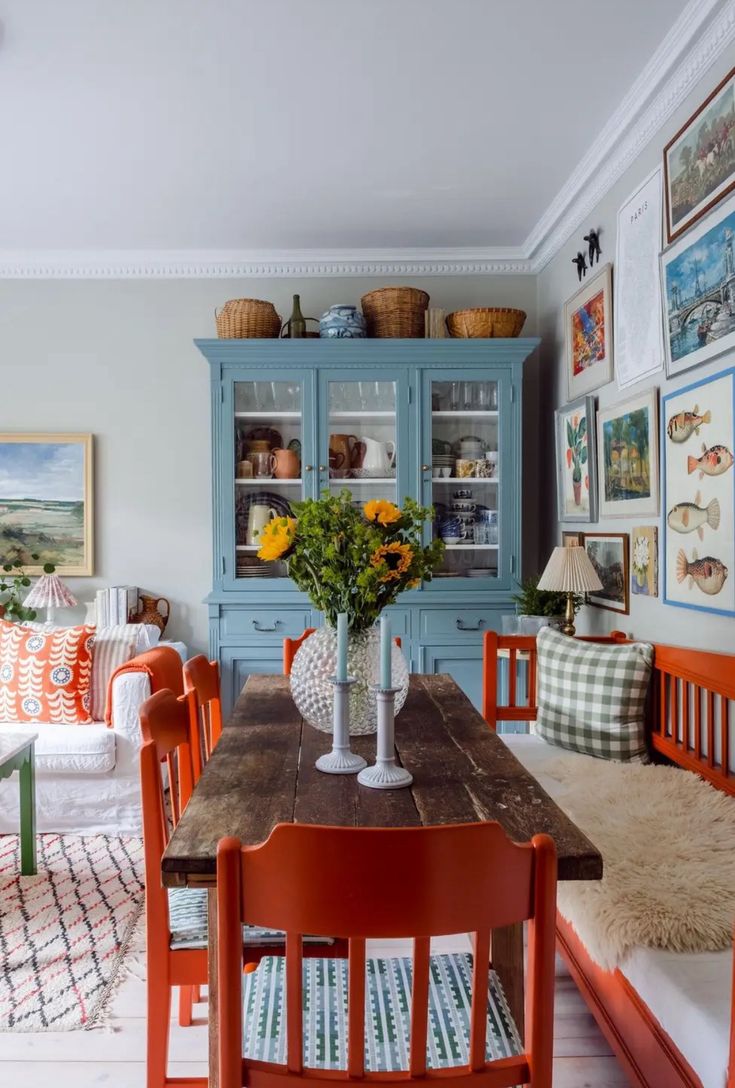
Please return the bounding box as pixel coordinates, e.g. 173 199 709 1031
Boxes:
247 503 277 546
357 436 396 477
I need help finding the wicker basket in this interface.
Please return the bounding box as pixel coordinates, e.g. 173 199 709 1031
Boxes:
361 287 429 338
216 298 281 338
446 307 526 338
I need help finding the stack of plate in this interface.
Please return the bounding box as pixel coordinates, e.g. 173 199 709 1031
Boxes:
237 563 272 578
465 569 488 577
432 454 454 475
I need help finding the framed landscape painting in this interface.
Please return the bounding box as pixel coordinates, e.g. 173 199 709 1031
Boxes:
584 532 630 614
597 390 659 518
565 263 614 400
664 65 735 244
555 395 597 522
662 367 734 617
0 434 93 576
661 189 735 378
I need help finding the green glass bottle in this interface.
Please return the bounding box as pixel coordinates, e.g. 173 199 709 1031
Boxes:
288 294 306 338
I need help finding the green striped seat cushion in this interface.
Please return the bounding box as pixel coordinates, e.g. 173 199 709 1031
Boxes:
535 626 653 761
167 888 333 951
242 953 522 1070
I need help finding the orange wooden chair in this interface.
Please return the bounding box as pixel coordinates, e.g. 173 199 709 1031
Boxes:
139 688 208 1088
481 629 628 729
216 822 557 1088
283 629 402 676
183 654 224 780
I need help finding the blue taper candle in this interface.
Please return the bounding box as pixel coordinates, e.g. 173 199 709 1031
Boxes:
336 612 348 682
379 614 392 689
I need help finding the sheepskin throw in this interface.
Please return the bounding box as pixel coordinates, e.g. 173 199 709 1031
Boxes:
543 753 735 969
535 627 653 761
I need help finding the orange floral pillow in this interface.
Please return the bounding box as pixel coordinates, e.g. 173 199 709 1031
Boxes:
0 619 94 724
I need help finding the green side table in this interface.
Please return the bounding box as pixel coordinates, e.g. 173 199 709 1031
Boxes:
0 732 38 875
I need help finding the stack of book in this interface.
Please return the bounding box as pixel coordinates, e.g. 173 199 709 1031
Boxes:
94 586 139 626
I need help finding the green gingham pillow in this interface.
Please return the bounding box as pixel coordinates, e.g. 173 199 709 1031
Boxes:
535 626 653 761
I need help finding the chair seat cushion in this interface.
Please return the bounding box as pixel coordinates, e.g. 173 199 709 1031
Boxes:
167 888 333 951
0 721 116 774
242 953 522 1070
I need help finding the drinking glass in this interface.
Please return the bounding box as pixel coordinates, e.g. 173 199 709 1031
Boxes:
462 382 475 410
449 382 461 411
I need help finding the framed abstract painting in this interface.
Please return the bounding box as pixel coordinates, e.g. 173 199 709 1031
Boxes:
0 434 93 576
597 389 659 518
555 395 597 522
583 532 630 614
663 65 735 244
660 190 735 378
565 263 614 400
662 366 734 617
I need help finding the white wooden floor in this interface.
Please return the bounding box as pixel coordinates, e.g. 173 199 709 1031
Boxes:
2 935 631 1088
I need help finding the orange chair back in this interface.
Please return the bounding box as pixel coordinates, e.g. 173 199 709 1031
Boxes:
183 654 224 779
482 629 628 729
284 629 402 676
139 688 197 939
217 822 557 1087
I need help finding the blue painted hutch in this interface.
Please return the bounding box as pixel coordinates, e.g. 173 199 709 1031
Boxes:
197 337 539 713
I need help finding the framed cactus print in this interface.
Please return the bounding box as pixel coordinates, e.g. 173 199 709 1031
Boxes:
555 396 598 522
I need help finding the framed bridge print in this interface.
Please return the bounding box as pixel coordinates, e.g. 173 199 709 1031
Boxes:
662 366 734 617
0 434 94 576
661 189 735 378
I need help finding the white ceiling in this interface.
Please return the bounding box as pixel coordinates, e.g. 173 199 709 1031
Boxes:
0 0 722 265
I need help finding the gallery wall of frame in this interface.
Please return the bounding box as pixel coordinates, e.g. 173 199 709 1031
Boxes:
550 62 735 629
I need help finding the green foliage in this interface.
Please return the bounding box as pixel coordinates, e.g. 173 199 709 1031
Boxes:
566 414 588 484
283 492 444 630
511 574 583 618
0 550 56 623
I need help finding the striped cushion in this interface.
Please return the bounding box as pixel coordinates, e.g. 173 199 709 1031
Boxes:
89 625 140 720
535 626 653 761
167 889 332 951
242 953 522 1070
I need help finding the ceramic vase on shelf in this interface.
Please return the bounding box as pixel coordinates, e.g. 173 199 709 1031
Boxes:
132 594 170 633
319 305 367 338
289 625 409 735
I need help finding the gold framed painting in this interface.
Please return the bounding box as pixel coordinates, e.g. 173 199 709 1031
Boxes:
564 263 614 400
0 434 94 576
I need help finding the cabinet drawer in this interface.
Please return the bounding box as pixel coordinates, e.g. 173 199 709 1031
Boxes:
383 608 411 637
419 609 498 638
222 609 312 638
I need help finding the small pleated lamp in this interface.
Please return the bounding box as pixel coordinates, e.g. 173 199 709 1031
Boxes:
537 545 602 636
23 573 77 624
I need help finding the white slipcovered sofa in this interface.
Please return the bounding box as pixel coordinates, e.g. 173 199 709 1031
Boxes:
0 640 186 836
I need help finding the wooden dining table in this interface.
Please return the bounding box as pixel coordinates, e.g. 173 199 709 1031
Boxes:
162 672 602 1085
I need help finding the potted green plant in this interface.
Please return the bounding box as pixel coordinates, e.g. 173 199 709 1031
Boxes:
0 551 55 623
510 575 583 635
566 414 588 506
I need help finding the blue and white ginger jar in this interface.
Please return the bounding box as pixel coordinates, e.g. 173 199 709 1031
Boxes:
319 304 367 338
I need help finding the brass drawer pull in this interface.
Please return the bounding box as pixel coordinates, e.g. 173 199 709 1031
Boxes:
252 619 283 633
456 618 484 631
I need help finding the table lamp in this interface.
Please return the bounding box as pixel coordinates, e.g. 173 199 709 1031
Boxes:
537 545 602 636
23 573 77 624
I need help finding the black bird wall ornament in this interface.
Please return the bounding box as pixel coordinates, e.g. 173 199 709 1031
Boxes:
583 229 602 266
572 252 588 281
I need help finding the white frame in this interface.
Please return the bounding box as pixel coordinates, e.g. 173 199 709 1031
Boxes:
597 390 659 518
565 263 614 400
555 395 598 523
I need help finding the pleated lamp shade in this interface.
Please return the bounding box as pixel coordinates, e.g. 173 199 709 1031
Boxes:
23 573 77 610
537 546 602 593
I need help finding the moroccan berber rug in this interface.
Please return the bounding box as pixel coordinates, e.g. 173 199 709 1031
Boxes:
0 834 144 1031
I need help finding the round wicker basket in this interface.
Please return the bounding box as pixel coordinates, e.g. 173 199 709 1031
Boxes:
361 287 429 338
446 307 526 338
216 298 281 338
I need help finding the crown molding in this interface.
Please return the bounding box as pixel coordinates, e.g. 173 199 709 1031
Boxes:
0 0 732 280
526 0 735 272
0 248 532 279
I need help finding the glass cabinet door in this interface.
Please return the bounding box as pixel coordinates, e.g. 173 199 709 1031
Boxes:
425 375 502 582
231 377 308 580
320 373 401 505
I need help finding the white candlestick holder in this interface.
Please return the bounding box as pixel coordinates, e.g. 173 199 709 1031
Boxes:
315 676 367 775
357 685 413 789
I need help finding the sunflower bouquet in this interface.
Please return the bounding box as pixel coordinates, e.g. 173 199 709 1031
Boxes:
257 491 444 630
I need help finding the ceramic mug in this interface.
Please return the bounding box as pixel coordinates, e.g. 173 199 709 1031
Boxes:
237 460 253 478
270 448 300 479
329 433 359 478
246 503 277 546
456 459 475 479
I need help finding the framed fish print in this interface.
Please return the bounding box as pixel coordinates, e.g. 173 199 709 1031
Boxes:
597 389 659 518
663 366 734 616
0 434 93 576
660 189 735 378
631 525 658 597
663 65 735 244
565 263 614 400
584 532 630 614
555 395 598 522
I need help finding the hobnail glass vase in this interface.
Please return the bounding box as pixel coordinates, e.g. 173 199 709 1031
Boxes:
289 625 409 735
